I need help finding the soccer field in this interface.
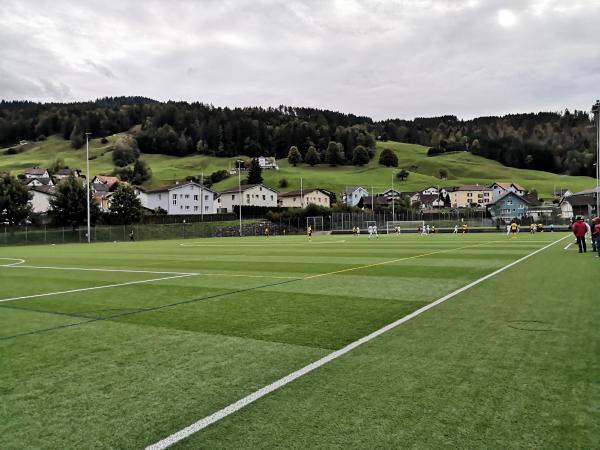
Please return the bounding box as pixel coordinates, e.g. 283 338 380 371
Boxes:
1 232 598 449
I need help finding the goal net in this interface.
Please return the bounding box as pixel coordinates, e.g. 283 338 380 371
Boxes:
386 220 425 234
306 216 324 233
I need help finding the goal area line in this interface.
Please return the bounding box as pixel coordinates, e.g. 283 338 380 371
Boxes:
145 234 569 450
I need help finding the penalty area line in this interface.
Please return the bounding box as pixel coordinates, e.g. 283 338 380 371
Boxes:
145 234 570 450
0 274 196 303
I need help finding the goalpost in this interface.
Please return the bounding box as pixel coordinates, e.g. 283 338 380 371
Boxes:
386 220 425 234
306 216 324 233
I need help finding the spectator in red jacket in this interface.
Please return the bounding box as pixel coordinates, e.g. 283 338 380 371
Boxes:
592 217 600 257
571 216 588 253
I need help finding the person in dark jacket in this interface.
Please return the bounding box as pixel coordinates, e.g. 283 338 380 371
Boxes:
591 218 598 252
592 217 600 257
571 216 588 253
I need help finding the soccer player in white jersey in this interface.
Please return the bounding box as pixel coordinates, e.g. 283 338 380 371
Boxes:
368 225 373 239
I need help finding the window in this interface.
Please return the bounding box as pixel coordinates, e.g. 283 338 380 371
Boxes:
204 195 209 201
194 206 198 211
194 195 198 201
231 195 235 200
172 199 177 205
185 194 189 199
180 194 183 198
246 194 250 199
467 193 473 197
204 206 209 212
158 194 162 200
172 194 177 200
262 195 266 200
507 200 513 206
260 187 263 191
185 205 190 210
271 195 274 200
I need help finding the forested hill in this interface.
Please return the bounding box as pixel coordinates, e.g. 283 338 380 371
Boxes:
0 97 596 176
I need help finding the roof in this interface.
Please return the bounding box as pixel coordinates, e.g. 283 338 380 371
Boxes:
279 188 330 198
25 177 52 186
57 168 78 176
24 168 48 176
493 182 526 191
572 186 600 196
487 190 531 206
93 175 119 185
28 185 55 195
343 186 367 194
455 184 492 191
418 194 440 204
143 181 215 194
219 183 277 194
361 196 390 207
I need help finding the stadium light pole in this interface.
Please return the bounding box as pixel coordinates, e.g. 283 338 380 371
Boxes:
200 172 204 222
391 170 395 220
238 160 242 236
592 100 600 217
85 132 91 244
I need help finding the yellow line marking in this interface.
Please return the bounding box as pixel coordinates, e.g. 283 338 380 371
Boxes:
302 241 496 280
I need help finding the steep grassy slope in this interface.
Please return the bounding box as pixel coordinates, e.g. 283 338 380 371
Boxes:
1 135 594 197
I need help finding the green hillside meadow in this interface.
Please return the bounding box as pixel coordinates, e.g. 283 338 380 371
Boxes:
0 134 594 197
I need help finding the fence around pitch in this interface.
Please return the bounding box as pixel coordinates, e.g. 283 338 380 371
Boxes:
0 220 290 246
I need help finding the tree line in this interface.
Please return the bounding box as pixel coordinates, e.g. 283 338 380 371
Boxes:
0 98 596 175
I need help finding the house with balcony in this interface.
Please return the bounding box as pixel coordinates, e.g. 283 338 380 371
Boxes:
487 191 531 222
449 184 493 208
135 181 218 215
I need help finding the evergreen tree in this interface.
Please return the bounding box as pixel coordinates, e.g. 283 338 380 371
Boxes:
325 141 343 166
131 159 151 184
49 176 99 228
246 158 263 184
70 121 84 149
108 184 143 225
352 145 370 166
287 146 302 166
378 148 398 167
0 173 32 225
304 145 320 166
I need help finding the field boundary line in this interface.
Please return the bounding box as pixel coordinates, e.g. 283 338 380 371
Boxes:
8 265 197 276
0 274 196 303
146 234 570 450
0 258 25 267
564 242 572 250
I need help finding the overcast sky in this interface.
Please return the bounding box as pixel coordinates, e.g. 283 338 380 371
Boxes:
1 0 599 120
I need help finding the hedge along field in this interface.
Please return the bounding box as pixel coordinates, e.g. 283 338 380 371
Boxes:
1 135 594 197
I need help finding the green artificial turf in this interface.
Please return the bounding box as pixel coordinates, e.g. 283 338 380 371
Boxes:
0 232 597 449
1 135 594 197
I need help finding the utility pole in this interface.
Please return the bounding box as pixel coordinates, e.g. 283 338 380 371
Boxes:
391 171 395 220
200 172 204 222
300 177 303 208
592 100 600 217
238 160 243 236
85 133 91 243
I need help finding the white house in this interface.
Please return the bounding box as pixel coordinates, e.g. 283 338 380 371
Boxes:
421 186 439 195
257 156 279 170
91 175 119 192
342 186 369 207
136 182 218 215
490 182 526 202
28 185 55 213
379 188 402 199
23 168 50 179
218 184 278 212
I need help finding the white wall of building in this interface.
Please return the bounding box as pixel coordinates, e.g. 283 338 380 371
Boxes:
219 185 278 212
137 183 217 215
29 190 52 213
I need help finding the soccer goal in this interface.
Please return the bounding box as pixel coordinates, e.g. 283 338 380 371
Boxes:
386 220 425 234
306 216 324 233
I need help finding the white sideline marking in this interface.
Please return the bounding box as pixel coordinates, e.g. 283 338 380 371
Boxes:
8 265 197 276
146 234 569 450
564 243 572 250
0 258 25 267
0 274 196 303
180 240 347 247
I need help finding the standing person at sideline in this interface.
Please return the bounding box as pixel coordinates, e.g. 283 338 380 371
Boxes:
453 224 458 234
589 218 597 252
264 226 269 238
592 217 600 257
368 224 374 239
129 230 135 241
373 224 379 239
510 221 518 238
572 216 588 253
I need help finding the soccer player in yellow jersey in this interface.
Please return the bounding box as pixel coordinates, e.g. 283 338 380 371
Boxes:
538 223 544 233
462 223 468 234
307 225 313 241
510 221 518 238
529 223 535 234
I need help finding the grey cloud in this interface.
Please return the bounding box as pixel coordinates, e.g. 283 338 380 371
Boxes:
0 0 599 119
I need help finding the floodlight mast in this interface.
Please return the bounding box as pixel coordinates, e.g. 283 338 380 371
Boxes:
85 133 91 243
238 160 242 236
593 100 600 217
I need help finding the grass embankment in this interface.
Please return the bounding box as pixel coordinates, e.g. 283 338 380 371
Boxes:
1 135 594 197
